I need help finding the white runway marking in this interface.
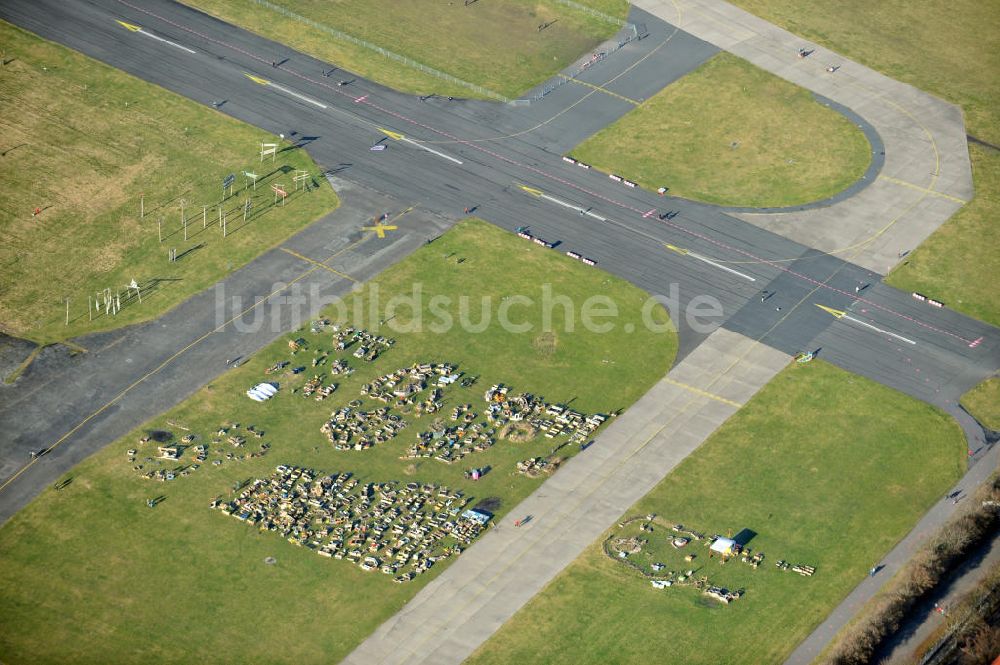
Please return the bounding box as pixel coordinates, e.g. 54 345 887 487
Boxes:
140 29 196 54
402 137 463 165
270 81 328 109
843 314 917 345
535 191 607 221
686 251 756 281
665 243 756 281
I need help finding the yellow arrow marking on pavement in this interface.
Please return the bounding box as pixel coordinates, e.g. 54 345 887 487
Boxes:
518 185 543 197
116 20 142 32
244 73 270 86
378 128 406 141
815 303 916 344
363 221 398 238
664 243 689 256
815 303 846 318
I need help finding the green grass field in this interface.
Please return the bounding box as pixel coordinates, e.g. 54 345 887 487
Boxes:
570 0 630 16
182 0 625 100
887 145 1000 327
571 53 871 207
0 22 338 344
0 219 677 664
467 361 966 665
961 376 1000 431
724 0 1000 327
730 0 1000 146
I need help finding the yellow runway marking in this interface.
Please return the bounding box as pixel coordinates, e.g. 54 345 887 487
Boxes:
0 235 369 497
815 303 846 318
377 127 406 141
878 175 968 204
664 377 743 408
244 73 270 86
557 74 640 105
280 248 358 282
363 221 397 238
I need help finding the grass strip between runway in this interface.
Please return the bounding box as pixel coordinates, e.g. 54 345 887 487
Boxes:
0 219 677 664
569 52 872 207
181 0 626 100
467 360 966 665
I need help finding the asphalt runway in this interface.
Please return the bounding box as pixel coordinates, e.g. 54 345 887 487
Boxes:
0 0 998 520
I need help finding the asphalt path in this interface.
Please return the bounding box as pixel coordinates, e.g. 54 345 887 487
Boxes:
1 0 998 522
882 533 1000 664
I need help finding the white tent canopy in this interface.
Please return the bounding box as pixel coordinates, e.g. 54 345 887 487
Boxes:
710 537 737 555
247 383 278 402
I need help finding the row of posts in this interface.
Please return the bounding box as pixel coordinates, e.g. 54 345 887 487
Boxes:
71 283 141 325
65 162 308 326
142 177 302 250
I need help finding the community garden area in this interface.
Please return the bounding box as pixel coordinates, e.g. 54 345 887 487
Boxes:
467 360 966 665
0 20 338 344
569 52 872 207
183 0 629 100
0 219 677 664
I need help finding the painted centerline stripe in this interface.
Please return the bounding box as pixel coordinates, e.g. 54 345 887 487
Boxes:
878 174 967 204
244 73 327 109
280 248 357 281
664 377 743 408
518 185 606 221
141 29 197 54
402 137 463 164
116 20 196 54
816 304 916 345
664 243 756 282
271 81 328 109
843 314 916 345
376 127 462 165
557 73 640 105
